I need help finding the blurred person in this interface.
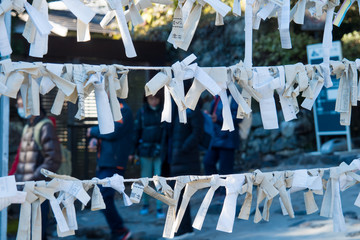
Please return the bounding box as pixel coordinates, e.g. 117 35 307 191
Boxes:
129 93 165 218
15 96 62 240
203 93 241 195
162 81 204 239
87 98 133 240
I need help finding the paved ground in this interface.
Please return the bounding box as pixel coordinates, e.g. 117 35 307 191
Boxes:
8 161 360 240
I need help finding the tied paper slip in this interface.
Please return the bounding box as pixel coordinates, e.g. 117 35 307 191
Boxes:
91 184 106 211
47 179 90 206
291 169 323 192
227 81 252 118
237 174 254 220
166 0 232 48
162 176 192 238
251 0 262 30
29 0 50 58
277 0 292 49
77 20 91 42
104 66 122 121
272 172 295 218
337 162 360 192
23 1 53 37
334 60 358 126
116 69 129 99
253 170 279 223
218 89 236 131
45 177 90 236
34 186 70 234
86 72 115 134
244 0 254 68
16 182 38 240
0 176 27 211
301 66 325 110
321 3 336 88
216 175 245 233
233 0 241 16
168 2 203 51
166 54 198 123
181 0 196 23
0 59 14 96
204 0 231 17
0 0 12 16
172 180 211 234
320 168 346 232
62 0 96 24
257 2 276 21
102 174 132 206
274 66 297 122
231 62 261 104
170 3 185 43
189 67 235 131
0 14 12 56
260 173 282 222
125 0 144 26
184 67 223 110
193 175 225 230
130 181 145 204
102 0 137 58
140 176 177 205
290 0 306 24
227 66 252 117
40 64 61 95
56 194 77 237
253 67 279 129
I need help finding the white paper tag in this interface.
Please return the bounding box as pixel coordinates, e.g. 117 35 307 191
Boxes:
62 0 96 24
171 5 184 42
0 175 17 198
24 1 53 36
130 182 144 203
0 15 12 56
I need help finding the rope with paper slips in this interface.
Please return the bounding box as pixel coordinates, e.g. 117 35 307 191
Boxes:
1 55 360 132
0 0 358 59
3 158 360 239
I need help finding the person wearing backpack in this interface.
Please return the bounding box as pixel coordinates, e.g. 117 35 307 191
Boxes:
15 96 62 240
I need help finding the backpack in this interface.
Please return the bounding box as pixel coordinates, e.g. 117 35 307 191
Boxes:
28 118 72 176
199 112 214 150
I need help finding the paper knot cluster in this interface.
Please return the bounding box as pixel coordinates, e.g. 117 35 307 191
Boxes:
3 160 360 239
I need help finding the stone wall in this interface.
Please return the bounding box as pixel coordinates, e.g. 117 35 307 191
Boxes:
240 109 316 169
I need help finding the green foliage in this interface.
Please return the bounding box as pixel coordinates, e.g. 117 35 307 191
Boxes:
133 5 174 41
342 30 360 61
253 30 317 66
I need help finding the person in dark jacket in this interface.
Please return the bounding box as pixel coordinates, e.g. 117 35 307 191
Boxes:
163 82 204 239
15 96 62 240
87 99 133 240
169 107 203 177
129 94 165 218
203 94 241 176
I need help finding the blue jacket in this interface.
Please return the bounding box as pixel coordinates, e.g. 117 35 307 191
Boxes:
210 95 241 149
90 101 134 168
